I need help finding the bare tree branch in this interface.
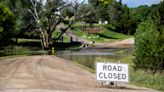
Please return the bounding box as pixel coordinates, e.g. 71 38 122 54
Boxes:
55 20 74 41
30 0 35 7
29 0 40 24
27 9 38 22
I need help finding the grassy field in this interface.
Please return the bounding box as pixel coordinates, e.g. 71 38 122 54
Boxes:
71 24 131 43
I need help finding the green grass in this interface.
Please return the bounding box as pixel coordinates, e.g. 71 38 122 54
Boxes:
130 69 164 91
73 49 164 91
51 30 70 42
117 53 164 91
17 38 41 43
100 29 130 39
63 35 69 42
107 54 164 91
71 24 131 43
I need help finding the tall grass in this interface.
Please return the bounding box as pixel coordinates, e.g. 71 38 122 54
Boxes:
131 70 164 91
74 50 164 91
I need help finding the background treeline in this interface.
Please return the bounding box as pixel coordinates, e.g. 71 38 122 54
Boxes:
82 0 151 34
87 0 164 72
0 0 161 46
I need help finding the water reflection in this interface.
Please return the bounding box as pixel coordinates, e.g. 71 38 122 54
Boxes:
0 47 132 70
55 48 132 70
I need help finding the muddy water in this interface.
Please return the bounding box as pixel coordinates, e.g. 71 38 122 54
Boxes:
0 47 132 71
55 48 132 70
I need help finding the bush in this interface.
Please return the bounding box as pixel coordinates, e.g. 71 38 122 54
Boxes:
134 19 164 73
0 3 14 47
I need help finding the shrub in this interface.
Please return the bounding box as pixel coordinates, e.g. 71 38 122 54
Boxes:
134 19 164 73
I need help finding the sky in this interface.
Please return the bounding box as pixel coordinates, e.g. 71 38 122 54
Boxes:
70 0 161 7
119 0 161 7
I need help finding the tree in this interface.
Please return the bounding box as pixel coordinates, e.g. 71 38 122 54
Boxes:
130 5 150 23
77 3 98 27
134 2 164 72
107 0 121 26
0 3 14 47
17 0 76 49
117 5 137 34
0 0 39 42
88 0 111 22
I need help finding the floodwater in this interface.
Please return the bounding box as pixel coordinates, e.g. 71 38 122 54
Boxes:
0 47 132 70
55 48 132 70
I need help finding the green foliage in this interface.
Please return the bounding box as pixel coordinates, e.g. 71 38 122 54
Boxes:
77 3 98 26
88 0 135 34
0 3 14 47
107 1 137 35
134 19 164 72
131 70 164 91
62 8 74 18
89 0 111 21
73 48 164 91
130 5 150 23
103 24 116 31
117 5 137 34
134 2 164 72
99 0 113 5
0 0 40 39
108 0 121 26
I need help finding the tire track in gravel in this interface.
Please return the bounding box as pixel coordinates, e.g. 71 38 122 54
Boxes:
0 58 27 89
0 56 160 92
30 57 54 89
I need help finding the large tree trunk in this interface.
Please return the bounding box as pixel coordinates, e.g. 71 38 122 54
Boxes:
40 29 50 50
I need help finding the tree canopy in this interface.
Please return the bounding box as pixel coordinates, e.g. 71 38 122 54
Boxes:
134 2 164 72
0 3 14 47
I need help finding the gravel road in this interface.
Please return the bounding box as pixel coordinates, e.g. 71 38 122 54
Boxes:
0 56 159 92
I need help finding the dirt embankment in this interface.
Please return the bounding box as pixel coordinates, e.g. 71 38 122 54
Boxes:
0 56 159 92
94 38 134 49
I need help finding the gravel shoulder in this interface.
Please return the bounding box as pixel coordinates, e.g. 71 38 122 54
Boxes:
0 55 159 92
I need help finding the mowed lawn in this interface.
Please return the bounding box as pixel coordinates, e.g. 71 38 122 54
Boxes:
71 24 131 43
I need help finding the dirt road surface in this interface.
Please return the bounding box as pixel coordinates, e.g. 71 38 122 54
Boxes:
0 56 159 92
94 38 134 49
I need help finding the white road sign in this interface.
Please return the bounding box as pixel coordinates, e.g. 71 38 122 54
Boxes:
96 62 129 82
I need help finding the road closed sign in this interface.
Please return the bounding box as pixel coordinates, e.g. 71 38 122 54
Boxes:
96 62 129 82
